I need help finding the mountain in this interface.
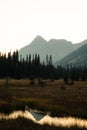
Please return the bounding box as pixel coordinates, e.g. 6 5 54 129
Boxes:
55 43 87 67
74 39 87 49
19 35 74 62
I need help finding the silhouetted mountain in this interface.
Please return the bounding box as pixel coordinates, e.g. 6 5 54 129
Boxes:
55 44 87 67
19 36 74 62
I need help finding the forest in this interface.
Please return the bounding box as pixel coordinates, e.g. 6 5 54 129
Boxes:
0 50 87 81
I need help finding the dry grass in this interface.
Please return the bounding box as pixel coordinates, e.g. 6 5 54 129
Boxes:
0 79 87 118
0 117 86 130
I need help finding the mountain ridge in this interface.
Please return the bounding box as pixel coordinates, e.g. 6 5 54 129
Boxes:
19 35 74 62
19 35 87 64
55 43 87 67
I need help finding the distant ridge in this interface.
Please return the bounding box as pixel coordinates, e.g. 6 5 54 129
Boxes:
19 35 74 62
55 43 87 67
74 39 87 49
19 35 87 64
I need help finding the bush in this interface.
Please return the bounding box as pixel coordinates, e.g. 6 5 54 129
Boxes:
37 79 46 87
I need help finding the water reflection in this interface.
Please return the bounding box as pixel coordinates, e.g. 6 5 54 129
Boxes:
0 110 87 128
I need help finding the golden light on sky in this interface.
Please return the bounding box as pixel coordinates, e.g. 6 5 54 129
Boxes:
0 0 87 52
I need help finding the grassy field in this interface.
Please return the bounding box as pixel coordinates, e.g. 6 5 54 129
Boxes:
0 78 87 119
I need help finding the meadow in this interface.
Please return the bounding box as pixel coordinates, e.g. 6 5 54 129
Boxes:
0 78 87 118
0 78 87 129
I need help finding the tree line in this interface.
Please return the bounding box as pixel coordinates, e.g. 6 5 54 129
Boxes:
0 50 87 81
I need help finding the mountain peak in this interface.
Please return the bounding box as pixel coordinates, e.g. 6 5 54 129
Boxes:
34 35 46 41
36 35 43 38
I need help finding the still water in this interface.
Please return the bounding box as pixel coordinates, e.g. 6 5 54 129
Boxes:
0 110 87 128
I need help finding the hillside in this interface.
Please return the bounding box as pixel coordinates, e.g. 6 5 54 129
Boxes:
74 39 87 49
19 35 74 62
55 43 87 67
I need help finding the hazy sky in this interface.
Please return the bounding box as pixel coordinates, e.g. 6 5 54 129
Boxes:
0 0 87 52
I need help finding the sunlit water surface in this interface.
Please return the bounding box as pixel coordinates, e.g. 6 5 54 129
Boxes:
0 110 87 128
